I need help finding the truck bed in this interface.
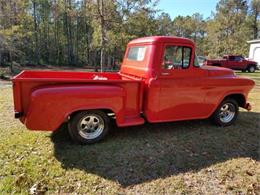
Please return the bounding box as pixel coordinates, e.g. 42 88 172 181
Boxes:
13 70 133 81
12 70 144 129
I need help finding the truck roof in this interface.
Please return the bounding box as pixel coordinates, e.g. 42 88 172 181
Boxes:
128 36 194 45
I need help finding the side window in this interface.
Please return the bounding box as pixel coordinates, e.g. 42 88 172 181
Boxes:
229 56 235 61
162 45 192 70
183 47 191 68
234 56 243 61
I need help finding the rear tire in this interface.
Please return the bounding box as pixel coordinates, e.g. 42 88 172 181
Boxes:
247 65 256 73
68 110 110 144
211 99 239 126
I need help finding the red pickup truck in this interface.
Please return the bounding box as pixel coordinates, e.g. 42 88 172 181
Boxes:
205 55 258 73
12 36 255 144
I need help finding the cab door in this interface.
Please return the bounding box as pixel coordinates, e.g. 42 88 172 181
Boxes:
156 44 208 122
228 56 244 70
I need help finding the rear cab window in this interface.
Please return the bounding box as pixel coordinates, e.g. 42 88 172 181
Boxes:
121 45 151 72
120 44 151 78
127 46 146 61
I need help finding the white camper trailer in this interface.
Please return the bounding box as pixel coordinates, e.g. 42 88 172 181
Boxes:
248 39 260 66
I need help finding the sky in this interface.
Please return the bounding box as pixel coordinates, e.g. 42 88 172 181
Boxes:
157 0 219 19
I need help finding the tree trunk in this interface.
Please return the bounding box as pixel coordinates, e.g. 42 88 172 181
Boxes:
64 0 75 65
86 24 90 65
44 18 50 64
53 0 58 65
253 8 259 39
97 0 105 72
75 16 79 65
0 52 2 66
32 0 39 64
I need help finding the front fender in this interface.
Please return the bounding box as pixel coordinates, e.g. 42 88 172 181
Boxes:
25 85 125 131
205 77 255 117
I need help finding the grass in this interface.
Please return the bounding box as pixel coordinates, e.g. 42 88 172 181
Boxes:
0 71 259 194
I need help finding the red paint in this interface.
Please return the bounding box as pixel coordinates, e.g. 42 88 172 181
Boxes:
205 55 257 71
12 36 255 131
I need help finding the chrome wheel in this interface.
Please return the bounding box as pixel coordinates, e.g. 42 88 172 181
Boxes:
219 103 235 123
68 110 110 144
249 66 255 73
77 114 104 140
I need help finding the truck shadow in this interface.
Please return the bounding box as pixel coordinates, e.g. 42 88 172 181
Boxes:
51 111 259 187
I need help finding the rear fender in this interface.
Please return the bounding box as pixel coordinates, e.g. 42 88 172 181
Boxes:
25 85 125 131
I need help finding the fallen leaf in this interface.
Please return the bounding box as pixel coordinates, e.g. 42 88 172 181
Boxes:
246 170 254 176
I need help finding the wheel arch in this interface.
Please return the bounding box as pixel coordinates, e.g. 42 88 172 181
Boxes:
56 108 116 132
48 107 117 132
247 64 256 68
222 93 246 108
209 93 246 118
68 108 115 120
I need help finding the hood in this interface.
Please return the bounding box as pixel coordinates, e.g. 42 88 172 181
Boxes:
246 58 257 64
201 65 235 77
248 60 257 64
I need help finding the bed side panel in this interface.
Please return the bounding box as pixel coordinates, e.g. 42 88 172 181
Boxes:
25 85 125 131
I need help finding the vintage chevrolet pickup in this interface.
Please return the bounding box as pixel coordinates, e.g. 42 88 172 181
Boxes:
12 36 255 144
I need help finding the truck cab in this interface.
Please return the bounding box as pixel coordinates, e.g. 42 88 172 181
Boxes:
12 36 255 144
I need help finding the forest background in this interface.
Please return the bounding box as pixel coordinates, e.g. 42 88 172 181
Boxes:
0 0 259 70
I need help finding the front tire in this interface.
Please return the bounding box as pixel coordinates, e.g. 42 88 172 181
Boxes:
68 110 110 144
211 99 239 126
247 65 256 73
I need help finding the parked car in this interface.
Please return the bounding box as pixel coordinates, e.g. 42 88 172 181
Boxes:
12 36 255 144
204 55 258 73
197 56 207 66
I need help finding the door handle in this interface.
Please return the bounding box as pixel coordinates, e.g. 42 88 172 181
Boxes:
161 72 170 76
